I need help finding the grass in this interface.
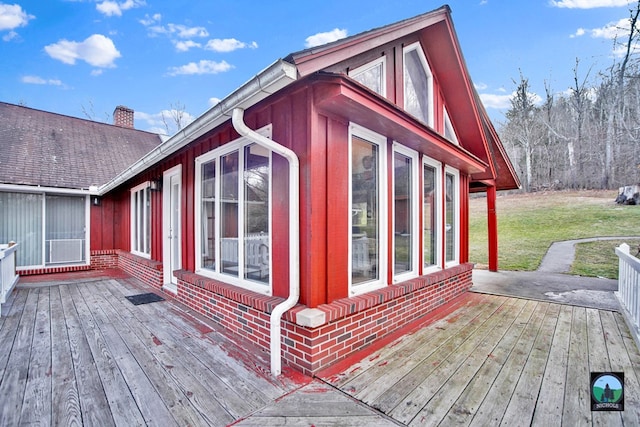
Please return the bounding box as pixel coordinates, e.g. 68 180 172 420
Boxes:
571 239 640 279
469 190 639 275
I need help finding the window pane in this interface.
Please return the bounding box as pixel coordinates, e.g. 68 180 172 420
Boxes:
244 144 270 284
201 160 216 271
445 172 456 262
352 62 383 95
45 195 85 264
144 187 151 254
351 136 379 284
0 192 43 267
394 152 412 275
423 164 437 268
221 151 239 277
404 48 431 124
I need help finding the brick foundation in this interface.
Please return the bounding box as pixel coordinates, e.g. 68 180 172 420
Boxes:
174 263 473 375
116 250 163 289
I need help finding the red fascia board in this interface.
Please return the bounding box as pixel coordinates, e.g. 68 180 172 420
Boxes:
290 7 450 77
310 75 487 176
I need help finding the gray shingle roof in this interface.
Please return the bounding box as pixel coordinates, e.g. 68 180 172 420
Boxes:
0 102 163 190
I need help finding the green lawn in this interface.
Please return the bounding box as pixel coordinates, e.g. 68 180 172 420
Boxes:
469 190 639 277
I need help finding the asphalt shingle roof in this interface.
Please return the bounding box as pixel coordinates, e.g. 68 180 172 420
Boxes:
0 102 163 190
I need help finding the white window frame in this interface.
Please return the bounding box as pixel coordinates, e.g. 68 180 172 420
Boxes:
348 123 388 296
194 125 273 296
443 107 459 145
403 41 434 127
349 56 387 97
392 143 419 283
130 181 151 258
444 166 460 267
422 156 443 274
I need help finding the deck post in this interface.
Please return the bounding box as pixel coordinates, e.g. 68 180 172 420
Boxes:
487 185 498 272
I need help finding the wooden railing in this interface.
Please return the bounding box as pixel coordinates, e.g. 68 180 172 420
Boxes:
615 243 640 345
0 242 19 316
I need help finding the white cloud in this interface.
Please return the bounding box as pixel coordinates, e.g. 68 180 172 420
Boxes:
167 59 233 76
91 69 104 76
139 13 161 26
167 23 208 38
96 0 145 17
209 97 221 106
305 28 348 48
589 18 629 39
141 15 209 39
44 34 121 68
474 82 488 91
205 38 258 52
2 29 16 41
21 75 63 86
0 3 34 33
137 109 196 135
479 93 513 109
570 28 586 38
173 40 201 52
550 0 631 8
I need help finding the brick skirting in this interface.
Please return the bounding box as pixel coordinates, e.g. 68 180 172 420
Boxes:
116 250 163 290
173 263 474 375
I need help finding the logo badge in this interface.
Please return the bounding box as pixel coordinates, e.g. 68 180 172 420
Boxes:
591 372 624 411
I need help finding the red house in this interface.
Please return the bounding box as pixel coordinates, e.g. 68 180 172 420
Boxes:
5 6 520 376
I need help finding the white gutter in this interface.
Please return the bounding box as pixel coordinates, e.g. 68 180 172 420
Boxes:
98 59 298 195
231 108 300 377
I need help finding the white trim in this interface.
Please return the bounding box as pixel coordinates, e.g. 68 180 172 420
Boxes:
348 123 388 296
194 125 274 296
130 181 151 259
162 165 182 292
349 56 387 97
392 143 419 283
99 60 297 196
422 156 443 273
403 41 434 127
0 183 94 195
444 166 460 267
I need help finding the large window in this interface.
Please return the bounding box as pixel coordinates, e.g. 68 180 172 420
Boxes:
349 124 387 295
0 191 87 268
423 157 442 272
195 129 272 294
403 42 434 127
131 182 151 257
349 56 386 97
445 167 460 266
392 144 419 281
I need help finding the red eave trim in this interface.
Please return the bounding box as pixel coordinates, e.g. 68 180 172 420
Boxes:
310 74 487 175
291 6 450 77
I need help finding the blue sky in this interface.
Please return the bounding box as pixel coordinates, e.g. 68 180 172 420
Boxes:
0 0 636 134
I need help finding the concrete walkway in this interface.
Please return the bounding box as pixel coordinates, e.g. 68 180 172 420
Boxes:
472 236 639 311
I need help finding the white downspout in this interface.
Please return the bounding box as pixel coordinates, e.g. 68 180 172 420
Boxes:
231 108 300 376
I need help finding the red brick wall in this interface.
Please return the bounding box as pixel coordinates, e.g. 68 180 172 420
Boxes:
174 263 473 375
90 250 119 270
18 264 92 276
116 250 164 289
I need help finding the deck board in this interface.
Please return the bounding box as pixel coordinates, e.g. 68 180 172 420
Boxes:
0 275 302 427
320 293 640 426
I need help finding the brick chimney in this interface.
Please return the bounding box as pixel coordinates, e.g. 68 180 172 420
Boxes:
113 105 134 128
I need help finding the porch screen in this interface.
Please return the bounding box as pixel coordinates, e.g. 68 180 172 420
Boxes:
0 192 86 267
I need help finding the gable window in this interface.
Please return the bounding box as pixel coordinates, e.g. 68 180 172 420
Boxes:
445 167 460 266
443 107 459 144
392 144 419 281
195 128 272 295
131 182 151 257
349 124 387 295
423 157 442 272
349 56 386 97
403 42 434 127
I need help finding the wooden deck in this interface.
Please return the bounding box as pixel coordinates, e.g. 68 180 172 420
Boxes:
320 292 640 426
0 275 309 426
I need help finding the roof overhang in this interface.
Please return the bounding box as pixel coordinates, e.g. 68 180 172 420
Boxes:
310 73 487 176
98 59 298 195
0 183 94 195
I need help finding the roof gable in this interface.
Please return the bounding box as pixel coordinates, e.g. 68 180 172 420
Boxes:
0 102 163 190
